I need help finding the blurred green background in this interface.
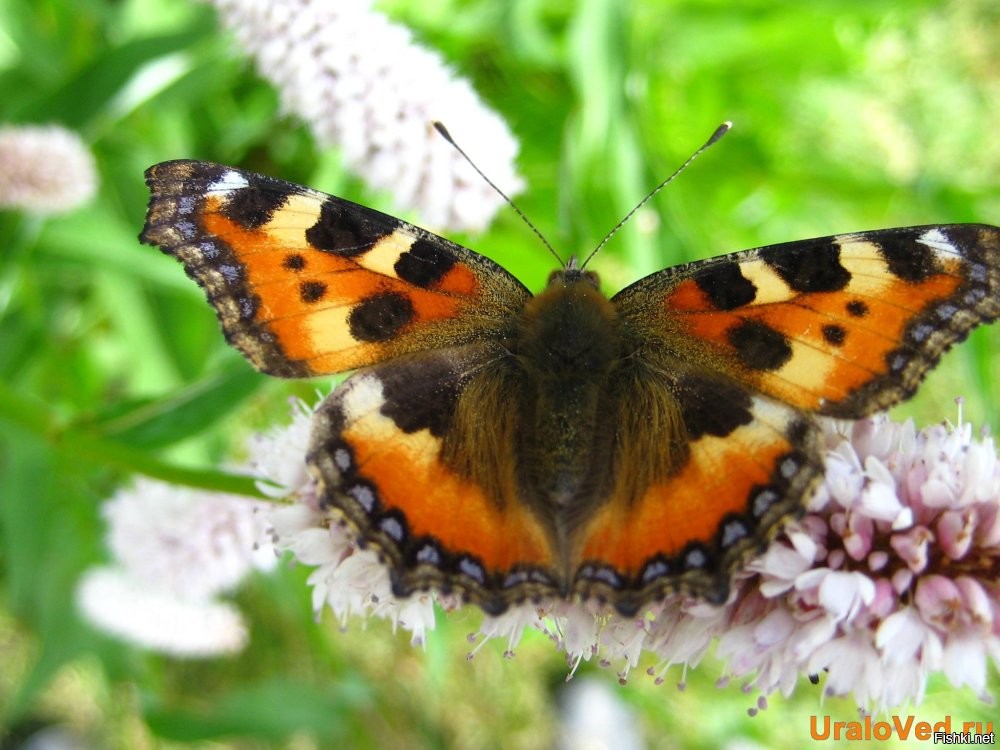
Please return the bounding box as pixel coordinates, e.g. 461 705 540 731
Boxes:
1 0 998 747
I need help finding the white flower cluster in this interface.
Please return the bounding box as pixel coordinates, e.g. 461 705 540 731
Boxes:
0 124 96 214
77 478 274 657
208 0 523 232
715 415 1000 711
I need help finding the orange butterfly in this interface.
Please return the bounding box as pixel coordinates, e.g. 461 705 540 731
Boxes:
141 159 1000 616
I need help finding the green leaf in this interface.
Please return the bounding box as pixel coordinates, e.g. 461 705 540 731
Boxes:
0 435 101 723
12 30 212 128
95 366 264 448
0 380 268 498
143 679 373 742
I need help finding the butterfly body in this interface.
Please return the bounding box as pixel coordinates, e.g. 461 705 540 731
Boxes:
141 159 1000 616
514 269 618 508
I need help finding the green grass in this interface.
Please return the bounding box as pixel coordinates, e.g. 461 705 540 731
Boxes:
1 0 998 747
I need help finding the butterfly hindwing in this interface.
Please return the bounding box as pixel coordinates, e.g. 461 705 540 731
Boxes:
573 377 822 612
308 344 562 613
614 224 1000 417
141 160 530 377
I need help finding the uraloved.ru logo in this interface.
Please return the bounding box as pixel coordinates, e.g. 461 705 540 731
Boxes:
810 715 994 743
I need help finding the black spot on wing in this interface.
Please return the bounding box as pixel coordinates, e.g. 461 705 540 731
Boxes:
347 291 415 342
306 198 392 255
822 324 846 346
694 261 757 310
283 253 306 271
760 241 850 292
394 239 456 288
377 352 465 437
727 320 793 371
674 374 753 440
846 299 868 318
876 229 940 282
220 182 291 229
300 280 327 303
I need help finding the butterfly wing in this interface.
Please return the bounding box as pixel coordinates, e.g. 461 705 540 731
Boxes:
613 225 1000 416
572 364 823 610
569 224 1000 610
141 160 530 377
308 343 562 614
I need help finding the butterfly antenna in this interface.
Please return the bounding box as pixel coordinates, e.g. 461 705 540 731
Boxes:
580 121 732 269
433 121 565 267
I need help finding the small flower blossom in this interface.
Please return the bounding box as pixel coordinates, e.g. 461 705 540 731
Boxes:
77 567 249 656
207 0 523 231
246 397 315 499
0 124 97 214
76 477 273 657
102 477 274 599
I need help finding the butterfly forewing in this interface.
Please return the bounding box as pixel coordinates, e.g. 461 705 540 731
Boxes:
141 160 530 377
307 343 563 613
613 224 1000 417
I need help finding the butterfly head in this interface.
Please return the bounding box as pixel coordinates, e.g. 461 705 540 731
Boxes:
546 256 601 292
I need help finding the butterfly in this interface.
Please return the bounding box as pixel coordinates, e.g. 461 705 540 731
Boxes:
141 159 1000 617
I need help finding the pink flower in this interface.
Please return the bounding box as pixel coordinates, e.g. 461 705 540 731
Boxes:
713 415 1000 710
